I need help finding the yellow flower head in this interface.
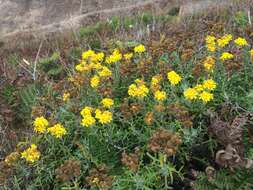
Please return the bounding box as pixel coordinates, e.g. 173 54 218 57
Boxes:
33 116 49 134
128 80 149 98
194 84 204 92
205 35 216 52
124 53 133 60
250 49 253 57
234 37 248 46
75 62 90 72
134 44 146 53
154 90 167 101
47 123 67 138
101 98 114 108
82 50 96 60
96 110 113 124
90 75 100 88
63 92 70 102
220 52 234 61
184 88 198 100
151 75 162 86
98 66 112 77
21 144 40 163
203 79 217 90
199 91 214 103
203 56 215 72
205 35 216 44
80 106 93 117
217 34 232 48
105 49 122 64
90 52 105 62
167 71 182 85
81 115 96 127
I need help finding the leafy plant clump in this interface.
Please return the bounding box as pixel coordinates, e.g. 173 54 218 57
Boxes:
1 30 253 190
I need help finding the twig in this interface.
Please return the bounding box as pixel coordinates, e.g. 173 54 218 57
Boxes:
248 10 251 25
33 41 43 81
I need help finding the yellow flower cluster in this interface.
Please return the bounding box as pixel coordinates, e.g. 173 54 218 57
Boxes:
220 52 234 61
203 56 215 72
101 98 114 108
184 79 216 103
154 90 167 101
33 116 67 139
150 75 162 91
134 44 146 53
234 37 248 46
21 144 41 163
128 79 149 98
167 71 182 85
124 53 133 60
98 66 112 77
80 106 113 126
95 109 113 124
90 75 100 88
106 49 122 64
47 123 67 138
205 35 216 52
217 34 232 48
33 116 49 134
80 106 96 127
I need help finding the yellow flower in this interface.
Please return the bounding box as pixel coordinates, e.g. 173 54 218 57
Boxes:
205 35 216 44
33 116 49 134
21 144 40 163
81 115 96 127
205 35 216 52
151 75 162 86
82 50 95 60
98 66 112 77
220 52 234 61
194 84 204 92
90 75 100 88
134 44 146 53
47 123 67 138
80 106 93 117
184 88 198 100
128 81 149 98
217 34 232 48
124 53 133 60
101 98 114 108
75 61 89 72
167 71 182 85
90 52 105 62
199 91 213 103
63 92 70 102
234 37 248 46
105 49 122 64
250 49 253 57
203 79 216 90
96 110 113 124
206 43 216 52
203 56 215 71
154 90 167 101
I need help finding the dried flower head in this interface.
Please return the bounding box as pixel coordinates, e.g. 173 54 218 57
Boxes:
148 128 182 156
121 147 140 172
85 165 113 190
168 103 193 128
144 112 155 125
55 159 81 183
